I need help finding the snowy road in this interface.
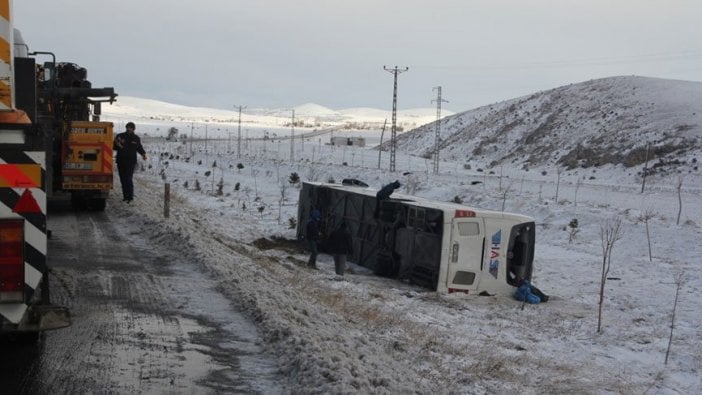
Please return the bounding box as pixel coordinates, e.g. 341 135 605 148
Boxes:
0 197 282 394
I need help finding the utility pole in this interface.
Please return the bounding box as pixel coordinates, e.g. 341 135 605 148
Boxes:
204 122 208 165
236 105 246 159
189 122 193 158
432 86 448 175
289 109 295 162
384 66 408 172
377 118 387 169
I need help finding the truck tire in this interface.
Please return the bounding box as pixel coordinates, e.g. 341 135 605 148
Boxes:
70 194 88 210
90 198 106 211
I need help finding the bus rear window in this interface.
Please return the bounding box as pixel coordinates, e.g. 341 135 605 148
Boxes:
457 222 480 236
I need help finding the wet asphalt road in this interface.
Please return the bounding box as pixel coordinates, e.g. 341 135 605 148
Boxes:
0 198 282 394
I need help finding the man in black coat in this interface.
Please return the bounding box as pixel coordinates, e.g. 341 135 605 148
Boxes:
306 209 321 268
327 222 353 275
113 122 147 203
375 180 401 218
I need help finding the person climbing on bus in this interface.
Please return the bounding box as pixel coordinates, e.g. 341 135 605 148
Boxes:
375 180 401 218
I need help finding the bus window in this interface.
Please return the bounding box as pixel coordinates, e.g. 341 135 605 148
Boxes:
457 222 480 236
407 207 425 228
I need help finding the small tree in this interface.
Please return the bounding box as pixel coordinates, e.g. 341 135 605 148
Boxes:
288 217 297 230
640 142 651 193
236 163 244 173
288 172 300 185
167 127 178 141
574 178 582 207
638 208 654 262
665 272 685 365
278 182 287 223
307 166 320 182
257 204 265 218
597 217 624 333
568 218 579 243
404 173 421 195
500 183 512 212
216 177 224 196
675 176 683 225
555 168 562 203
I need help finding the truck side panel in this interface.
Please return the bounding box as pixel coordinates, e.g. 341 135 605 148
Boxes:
0 150 46 325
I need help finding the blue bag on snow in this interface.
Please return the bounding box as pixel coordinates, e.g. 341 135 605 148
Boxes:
513 282 541 304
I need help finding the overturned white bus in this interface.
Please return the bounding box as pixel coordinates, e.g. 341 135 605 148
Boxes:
297 181 536 295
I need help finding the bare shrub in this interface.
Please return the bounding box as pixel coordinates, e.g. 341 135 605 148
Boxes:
568 218 579 244
665 272 685 365
638 208 654 262
675 176 683 225
597 217 624 333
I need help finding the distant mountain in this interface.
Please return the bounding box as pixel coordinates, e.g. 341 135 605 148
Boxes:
393 76 702 179
103 96 449 130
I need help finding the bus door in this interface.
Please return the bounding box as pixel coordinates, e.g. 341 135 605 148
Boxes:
447 218 485 292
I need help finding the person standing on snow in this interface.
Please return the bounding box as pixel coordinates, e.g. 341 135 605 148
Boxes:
326 222 353 275
306 209 321 269
113 121 147 203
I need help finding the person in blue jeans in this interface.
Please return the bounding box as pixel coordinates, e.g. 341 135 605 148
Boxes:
305 209 321 268
113 122 147 203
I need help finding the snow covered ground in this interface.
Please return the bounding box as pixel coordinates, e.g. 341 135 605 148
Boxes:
102 118 701 393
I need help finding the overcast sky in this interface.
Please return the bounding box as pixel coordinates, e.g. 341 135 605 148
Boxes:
14 0 702 112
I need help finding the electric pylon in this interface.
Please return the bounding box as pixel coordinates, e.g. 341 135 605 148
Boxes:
290 109 295 162
384 66 408 172
432 86 448 174
236 105 246 159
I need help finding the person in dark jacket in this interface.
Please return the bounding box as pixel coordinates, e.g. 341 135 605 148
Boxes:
305 209 321 268
327 222 353 275
113 121 147 203
375 180 401 218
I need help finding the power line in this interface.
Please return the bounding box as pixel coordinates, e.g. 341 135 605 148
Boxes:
384 65 408 173
415 49 702 72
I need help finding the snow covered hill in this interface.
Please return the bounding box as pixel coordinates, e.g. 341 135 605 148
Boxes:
394 76 702 182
